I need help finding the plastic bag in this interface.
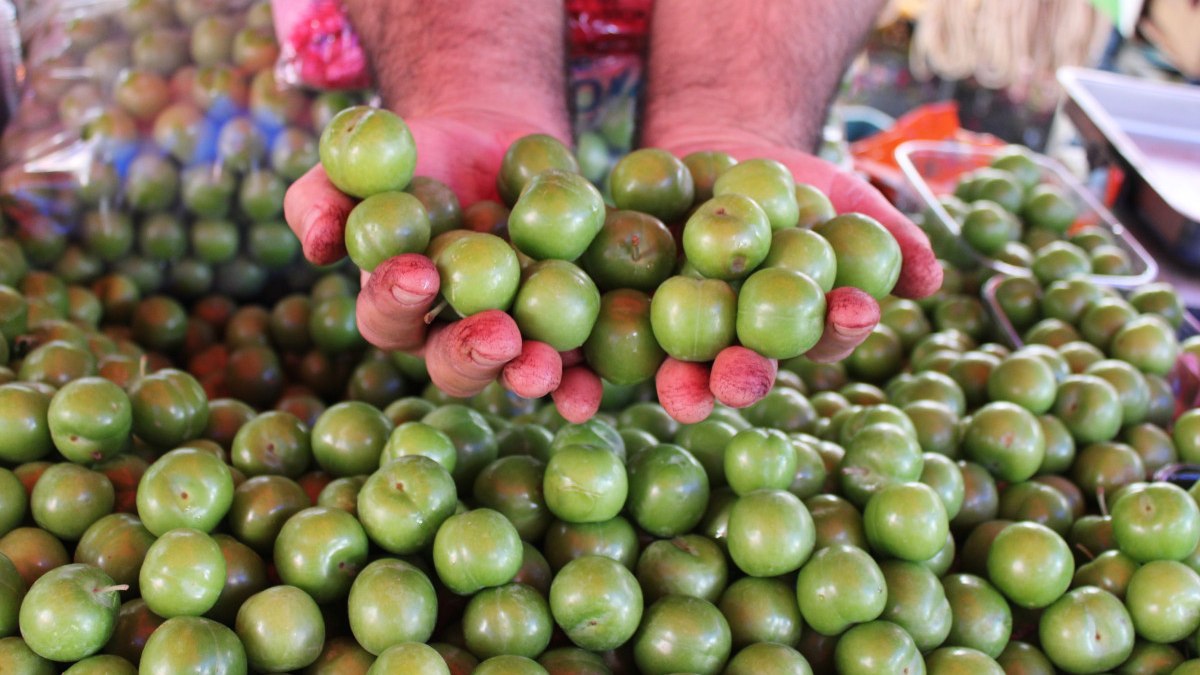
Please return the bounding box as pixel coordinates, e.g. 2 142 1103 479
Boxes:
566 0 650 184
272 0 370 91
0 0 359 300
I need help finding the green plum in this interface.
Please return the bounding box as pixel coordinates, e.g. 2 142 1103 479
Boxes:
1039 587 1133 673
814 213 901 299
632 595 731 675
348 558 436 655
508 170 606 261
138 616 247 675
319 106 416 198
795 544 886 635
513 260 601 351
736 268 826 359
649 276 737 361
358 455 457 554
433 508 523 595
682 194 772 280
18 564 122 662
139 528 224 618
274 506 369 604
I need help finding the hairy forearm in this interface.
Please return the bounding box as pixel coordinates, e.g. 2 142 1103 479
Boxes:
343 0 569 136
642 0 885 152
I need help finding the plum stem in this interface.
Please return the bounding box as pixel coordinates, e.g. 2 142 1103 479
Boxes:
423 300 448 325
1074 543 1095 561
96 584 129 594
1097 486 1109 517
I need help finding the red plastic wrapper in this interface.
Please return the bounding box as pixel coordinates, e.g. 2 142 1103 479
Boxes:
273 0 370 90
567 0 651 57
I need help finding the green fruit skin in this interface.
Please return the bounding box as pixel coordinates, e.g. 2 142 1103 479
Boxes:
0 552 23 636
138 616 247 675
18 564 121 662
580 210 677 293
727 489 814 577
368 642 450 675
62 654 137 674
864 481 949 562
473 455 550 541
627 444 710 537
139 528 225 618
435 232 521 316
635 534 727 604
1038 587 1134 673
682 194 772 281
273 506 369 604
30 463 114 541
924 646 1005 674
344 191 431 273
943 574 1012 658
73 513 154 593
1124 560 1200 643
736 268 826 360
632 595 731 675
712 158 800 231
879 560 952 652
48 377 132 464
382 421 458 472
834 620 924 675
497 133 579 206
814 213 902 300
312 401 393 478
723 428 797 495
235 585 324 672
508 170 606 261
725 643 813 675
319 106 416 199
986 522 1073 609
513 260 601 351
609 148 696 224
0 384 53 463
649 276 737 362
358 455 457 554
433 508 523 596
962 402 1045 483
543 444 627 524
718 576 804 648
762 227 837 292
128 369 209 449
0 636 56 674
795 544 887 636
228 475 311 554
348 558 437 655
136 447 234 536
584 289 666 386
462 582 553 659
1111 483 1200 563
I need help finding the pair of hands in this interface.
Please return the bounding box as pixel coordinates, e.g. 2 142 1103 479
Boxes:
283 109 942 423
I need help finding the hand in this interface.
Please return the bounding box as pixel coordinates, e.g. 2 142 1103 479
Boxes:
284 108 580 404
646 128 943 422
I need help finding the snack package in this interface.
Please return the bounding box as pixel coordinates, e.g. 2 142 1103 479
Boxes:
0 0 17 132
272 0 370 90
566 0 651 184
0 0 361 300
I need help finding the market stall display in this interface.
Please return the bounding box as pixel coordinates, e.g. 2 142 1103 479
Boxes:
0 1 1197 674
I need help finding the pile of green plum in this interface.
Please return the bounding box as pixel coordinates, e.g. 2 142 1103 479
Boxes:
3 172 1200 674
321 105 913 422
936 148 1142 281
2 0 360 300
